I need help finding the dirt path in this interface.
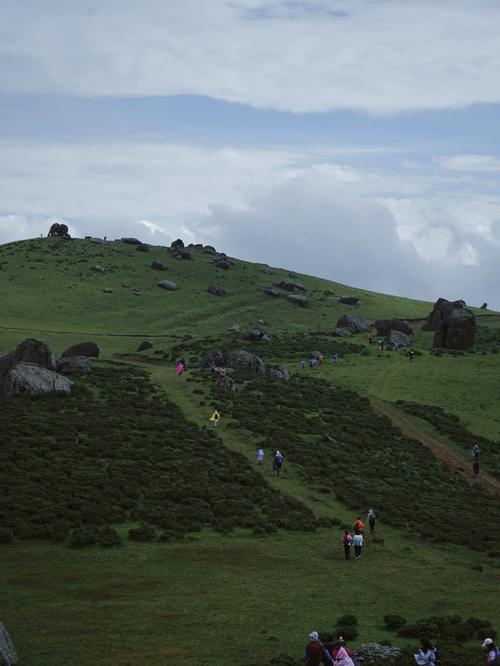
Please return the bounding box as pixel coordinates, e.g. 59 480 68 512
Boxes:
371 397 500 496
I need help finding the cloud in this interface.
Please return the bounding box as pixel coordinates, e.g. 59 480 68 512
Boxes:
1 0 500 113
437 155 500 173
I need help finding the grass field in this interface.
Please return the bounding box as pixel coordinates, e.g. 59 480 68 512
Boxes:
1 236 500 665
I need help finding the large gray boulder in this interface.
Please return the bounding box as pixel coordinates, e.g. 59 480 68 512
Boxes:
215 257 231 270
245 327 267 341
158 280 177 291
375 319 412 336
199 349 225 369
171 248 191 260
208 285 225 297
287 294 308 306
433 307 476 350
338 295 359 305
2 338 56 372
61 342 99 359
273 279 306 292
203 245 217 255
386 329 411 347
422 297 466 331
333 327 352 337
57 356 92 375
226 350 265 376
136 243 150 252
218 375 236 392
263 288 281 298
121 237 142 245
4 363 73 397
337 314 370 333
151 260 166 271
0 623 18 666
267 364 289 380
354 643 401 664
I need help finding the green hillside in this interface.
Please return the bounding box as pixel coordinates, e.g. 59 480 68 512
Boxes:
1 236 500 666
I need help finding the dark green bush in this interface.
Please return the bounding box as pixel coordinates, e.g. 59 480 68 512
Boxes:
128 525 156 542
0 527 13 543
97 526 122 547
335 624 358 641
384 614 407 630
337 614 357 626
69 528 97 547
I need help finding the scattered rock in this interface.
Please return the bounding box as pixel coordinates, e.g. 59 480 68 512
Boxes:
481 302 488 310
47 222 70 239
261 267 273 275
203 245 217 255
172 248 191 260
433 307 476 350
338 295 359 305
333 327 352 337
0 623 18 666
151 260 167 271
245 327 267 341
354 643 401 664
102 287 113 293
136 243 150 252
263 288 281 298
375 319 412 336
171 238 184 248
199 349 225 369
188 243 203 249
287 294 308 306
61 342 100 359
208 285 226 297
321 434 338 444
386 329 411 347
226 350 265 376
158 280 177 291
88 237 106 245
0 338 56 375
57 356 92 375
4 363 73 397
337 314 370 333
137 341 153 352
218 375 236 392
273 279 306 292
215 257 231 270
121 238 142 245
422 297 466 331
228 323 240 333
132 290 141 296
92 265 105 273
122 283 130 287
288 271 298 277
267 364 289 380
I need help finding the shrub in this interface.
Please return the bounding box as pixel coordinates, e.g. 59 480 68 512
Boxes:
384 614 407 630
97 526 122 547
128 525 156 542
337 614 357 626
335 624 358 641
69 528 97 547
0 527 13 543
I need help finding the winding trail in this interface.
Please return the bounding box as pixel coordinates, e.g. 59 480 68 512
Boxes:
371 396 500 496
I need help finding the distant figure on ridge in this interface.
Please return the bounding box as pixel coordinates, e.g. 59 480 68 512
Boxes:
367 507 377 534
257 448 264 465
209 409 221 428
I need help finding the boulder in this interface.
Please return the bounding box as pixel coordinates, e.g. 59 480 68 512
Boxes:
188 243 203 249
273 279 306 292
226 350 265 376
422 297 466 331
203 245 217 255
136 243 150 252
481 302 488 310
333 327 352 337
433 307 476 350
354 643 401 664
172 249 191 260
0 623 18 666
338 295 359 305
263 288 281 298
62 342 99 359
267 364 289 380
102 288 113 293
387 329 411 347
88 237 106 245
92 265 105 273
171 238 184 248
47 222 70 239
121 238 142 245
228 323 240 333
199 349 225 369
337 314 370 333
57 356 92 375
245 327 267 341
261 267 273 275
158 280 177 291
151 260 167 271
137 341 153 352
215 257 231 270
218 375 236 393
208 285 226 297
287 294 308 306
375 319 412 336
4 363 73 397
288 271 298 278
1 338 56 374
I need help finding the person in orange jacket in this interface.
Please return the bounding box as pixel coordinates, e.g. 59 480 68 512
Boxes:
353 516 365 535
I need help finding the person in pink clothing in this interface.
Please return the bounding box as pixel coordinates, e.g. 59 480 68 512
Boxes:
333 645 354 666
175 362 184 375
341 530 353 560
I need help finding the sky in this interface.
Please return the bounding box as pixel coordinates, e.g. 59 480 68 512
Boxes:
1 0 500 307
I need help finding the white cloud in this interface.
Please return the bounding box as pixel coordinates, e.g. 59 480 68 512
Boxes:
1 0 500 113
437 155 500 173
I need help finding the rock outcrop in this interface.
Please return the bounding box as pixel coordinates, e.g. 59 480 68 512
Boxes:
208 285 226 297
433 307 476 350
267 364 289 380
338 295 359 305
273 279 306 292
171 238 184 248
203 245 217 255
354 643 402 664
375 319 412 336
0 338 56 377
337 314 370 333
158 280 177 291
121 237 142 245
4 363 73 397
245 327 267 341
215 257 231 270
199 349 225 369
287 294 308 306
61 342 99 359
57 356 92 375
386 330 411 347
151 260 167 271
0 623 18 666
226 350 265 375
481 302 488 310
422 297 466 331
47 222 70 239
263 288 281 298
136 243 150 252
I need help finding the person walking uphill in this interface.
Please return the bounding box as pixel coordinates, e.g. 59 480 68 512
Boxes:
273 450 284 476
304 631 333 665
353 517 365 535
353 532 363 560
257 448 264 465
367 508 377 534
209 409 221 427
341 530 353 560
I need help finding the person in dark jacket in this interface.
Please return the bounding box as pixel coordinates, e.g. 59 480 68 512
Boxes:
304 631 333 665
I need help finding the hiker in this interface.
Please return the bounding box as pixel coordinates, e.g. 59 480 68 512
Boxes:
482 638 499 664
273 450 284 476
409 349 415 362
178 357 186 366
209 409 221 427
341 530 353 560
368 335 373 345
472 443 480 463
332 644 354 666
175 361 184 375
353 532 363 560
367 508 377 534
332 353 338 364
304 631 333 665
319 353 324 367
329 636 355 661
257 448 264 465
301 359 306 370
219 367 226 377
353 516 365 535
414 638 438 665
473 460 480 476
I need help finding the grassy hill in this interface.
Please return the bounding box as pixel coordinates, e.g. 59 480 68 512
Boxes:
1 236 500 666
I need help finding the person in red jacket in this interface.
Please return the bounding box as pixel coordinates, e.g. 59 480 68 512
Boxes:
304 631 333 665
353 517 365 535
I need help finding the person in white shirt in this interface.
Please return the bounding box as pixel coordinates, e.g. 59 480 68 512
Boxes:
257 448 264 465
352 533 363 559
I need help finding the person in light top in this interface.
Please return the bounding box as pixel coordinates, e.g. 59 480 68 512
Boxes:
352 532 363 560
257 448 264 465
482 638 499 664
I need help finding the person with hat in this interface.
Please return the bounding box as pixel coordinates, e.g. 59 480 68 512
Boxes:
330 636 355 662
482 638 499 663
303 631 333 665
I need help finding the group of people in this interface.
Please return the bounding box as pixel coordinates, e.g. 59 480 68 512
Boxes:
256 448 284 476
304 633 356 666
300 353 338 370
341 510 377 560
